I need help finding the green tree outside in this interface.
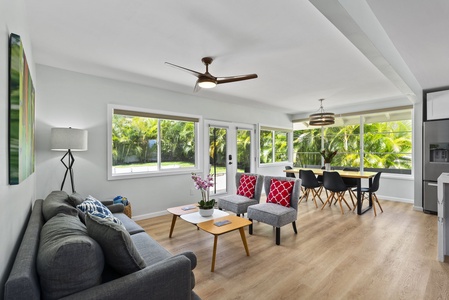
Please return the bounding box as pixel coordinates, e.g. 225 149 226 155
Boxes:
293 120 412 172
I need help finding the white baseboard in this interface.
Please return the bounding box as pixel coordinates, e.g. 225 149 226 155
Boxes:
413 205 424 212
132 210 169 221
377 194 413 204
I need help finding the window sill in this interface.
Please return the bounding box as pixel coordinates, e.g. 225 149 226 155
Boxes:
258 161 292 168
108 167 200 180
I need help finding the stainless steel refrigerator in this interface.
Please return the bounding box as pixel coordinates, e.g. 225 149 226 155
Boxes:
423 120 449 213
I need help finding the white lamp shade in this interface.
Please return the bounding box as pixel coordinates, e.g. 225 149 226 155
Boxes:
51 128 88 151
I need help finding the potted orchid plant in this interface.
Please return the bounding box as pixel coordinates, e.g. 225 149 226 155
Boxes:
191 173 215 216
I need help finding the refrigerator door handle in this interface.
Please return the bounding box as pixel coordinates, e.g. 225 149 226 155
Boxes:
428 182 438 187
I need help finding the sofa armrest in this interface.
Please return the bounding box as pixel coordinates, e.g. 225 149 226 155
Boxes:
61 255 196 300
174 251 197 270
100 200 113 206
106 203 124 213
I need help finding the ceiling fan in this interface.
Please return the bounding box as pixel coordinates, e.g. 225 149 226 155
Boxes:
165 57 258 92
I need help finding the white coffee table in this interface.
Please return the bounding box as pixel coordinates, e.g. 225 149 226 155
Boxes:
180 209 229 224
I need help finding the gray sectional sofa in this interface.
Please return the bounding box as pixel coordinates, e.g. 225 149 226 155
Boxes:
4 191 200 300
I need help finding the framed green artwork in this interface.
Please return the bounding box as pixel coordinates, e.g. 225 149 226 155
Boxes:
9 33 35 185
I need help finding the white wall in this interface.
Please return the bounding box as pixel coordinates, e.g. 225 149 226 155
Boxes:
35 65 292 219
0 0 36 296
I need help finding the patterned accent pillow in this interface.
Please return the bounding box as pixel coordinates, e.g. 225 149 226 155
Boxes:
89 211 125 228
266 179 294 207
77 196 113 218
237 175 257 199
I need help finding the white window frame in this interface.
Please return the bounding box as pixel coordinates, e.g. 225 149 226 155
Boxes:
292 107 413 177
258 124 293 167
107 104 202 180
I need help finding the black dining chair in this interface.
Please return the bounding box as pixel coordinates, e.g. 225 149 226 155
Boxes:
353 172 383 216
342 167 359 205
298 169 323 208
317 166 327 198
321 171 353 214
285 166 296 178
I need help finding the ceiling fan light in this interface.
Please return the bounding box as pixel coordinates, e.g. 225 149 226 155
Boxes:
198 78 217 88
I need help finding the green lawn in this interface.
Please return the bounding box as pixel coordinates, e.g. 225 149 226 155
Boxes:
114 162 243 173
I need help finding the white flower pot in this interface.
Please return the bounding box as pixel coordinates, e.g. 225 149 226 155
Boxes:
199 208 214 217
325 163 331 171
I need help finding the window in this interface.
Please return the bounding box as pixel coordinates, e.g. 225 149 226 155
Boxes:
323 125 360 168
363 120 412 173
293 107 412 174
259 127 290 164
293 128 321 167
108 106 200 179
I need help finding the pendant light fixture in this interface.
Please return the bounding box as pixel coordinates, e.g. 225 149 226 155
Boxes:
309 99 335 126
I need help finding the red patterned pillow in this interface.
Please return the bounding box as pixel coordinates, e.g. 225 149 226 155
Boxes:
267 179 294 207
237 175 257 199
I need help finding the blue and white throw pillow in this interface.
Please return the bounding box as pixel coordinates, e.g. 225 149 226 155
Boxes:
77 195 113 218
88 211 124 228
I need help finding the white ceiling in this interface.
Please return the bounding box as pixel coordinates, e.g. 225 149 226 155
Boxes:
23 0 449 115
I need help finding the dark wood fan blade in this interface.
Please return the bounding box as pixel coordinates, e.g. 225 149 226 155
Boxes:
193 81 201 93
216 74 258 84
165 62 202 77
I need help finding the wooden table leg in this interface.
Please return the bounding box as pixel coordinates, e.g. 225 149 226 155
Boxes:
169 214 177 238
239 228 250 256
211 235 218 272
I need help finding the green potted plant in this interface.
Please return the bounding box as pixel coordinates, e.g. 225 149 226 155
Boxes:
320 149 338 170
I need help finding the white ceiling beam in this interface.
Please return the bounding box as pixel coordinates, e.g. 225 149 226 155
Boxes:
309 0 421 104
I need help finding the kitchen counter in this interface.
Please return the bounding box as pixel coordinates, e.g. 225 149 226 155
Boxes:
437 173 449 262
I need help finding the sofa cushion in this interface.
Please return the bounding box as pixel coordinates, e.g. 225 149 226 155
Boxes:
37 213 104 300
68 192 85 207
86 213 146 275
130 232 171 266
42 191 78 222
113 213 145 235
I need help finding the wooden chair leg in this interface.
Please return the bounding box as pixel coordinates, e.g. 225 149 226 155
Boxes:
305 189 310 202
299 188 310 204
337 193 345 214
321 192 333 210
341 193 352 210
348 190 356 209
314 188 323 203
311 190 319 208
298 193 305 204
317 185 323 197
372 196 377 216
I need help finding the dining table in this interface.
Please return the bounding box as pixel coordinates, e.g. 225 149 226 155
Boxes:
284 168 377 215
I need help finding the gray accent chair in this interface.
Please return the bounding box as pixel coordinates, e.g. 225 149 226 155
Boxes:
218 173 264 217
247 176 301 245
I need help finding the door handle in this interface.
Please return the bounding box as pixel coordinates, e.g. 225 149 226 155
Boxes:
428 182 438 187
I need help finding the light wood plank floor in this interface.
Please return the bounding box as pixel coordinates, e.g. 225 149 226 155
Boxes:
137 197 449 300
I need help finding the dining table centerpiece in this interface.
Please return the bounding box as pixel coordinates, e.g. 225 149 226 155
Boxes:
320 149 338 171
191 173 215 217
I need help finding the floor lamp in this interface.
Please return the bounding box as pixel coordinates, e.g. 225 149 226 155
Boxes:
51 127 88 193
